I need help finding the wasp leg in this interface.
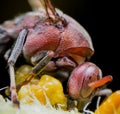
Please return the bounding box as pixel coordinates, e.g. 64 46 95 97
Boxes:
32 50 55 74
16 50 55 91
8 29 28 108
31 50 49 65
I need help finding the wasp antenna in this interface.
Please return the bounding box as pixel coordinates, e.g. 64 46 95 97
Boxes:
28 0 57 19
46 0 59 17
44 0 59 20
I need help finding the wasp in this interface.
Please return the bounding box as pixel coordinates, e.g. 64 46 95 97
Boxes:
0 0 113 111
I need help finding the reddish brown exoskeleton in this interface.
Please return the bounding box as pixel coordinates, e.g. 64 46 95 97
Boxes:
0 0 112 111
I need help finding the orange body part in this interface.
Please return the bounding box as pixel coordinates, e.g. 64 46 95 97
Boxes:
88 75 113 88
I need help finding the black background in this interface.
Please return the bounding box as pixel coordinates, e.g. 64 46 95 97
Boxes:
0 0 119 110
